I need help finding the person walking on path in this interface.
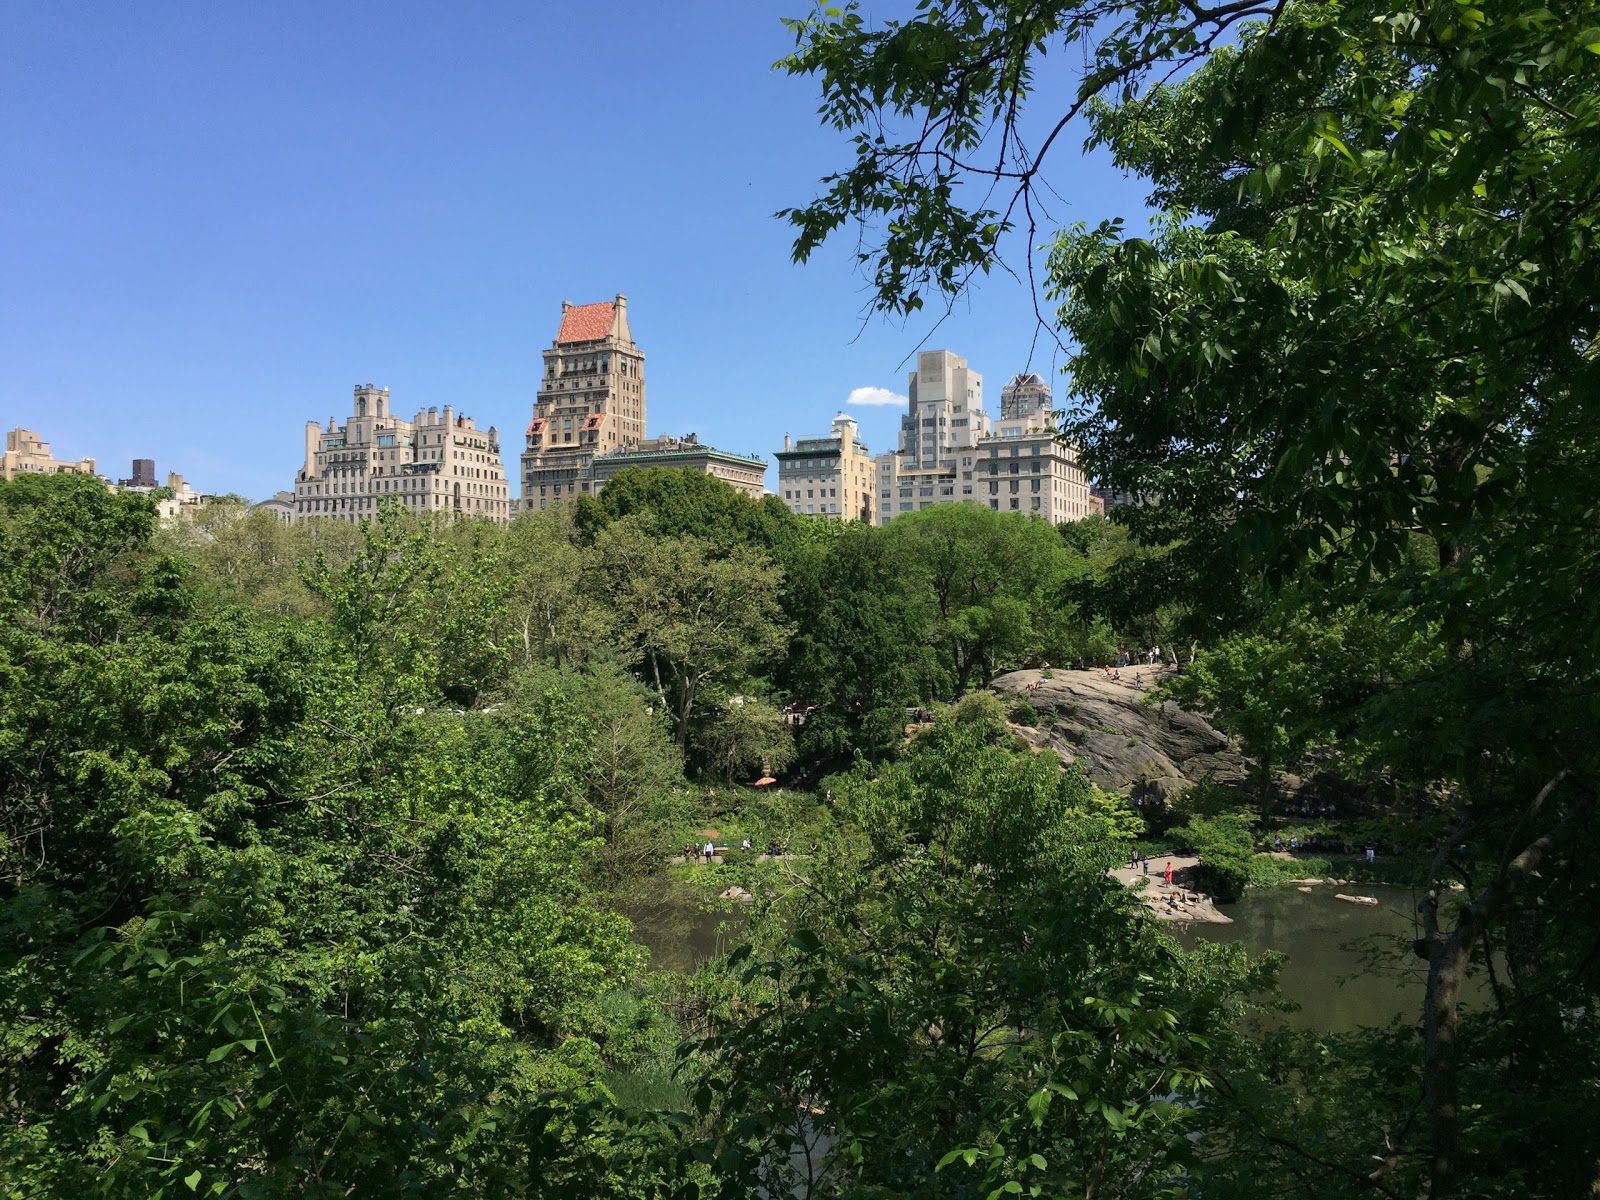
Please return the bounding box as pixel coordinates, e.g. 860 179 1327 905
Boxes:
1164 861 1173 885
702 840 715 863
1365 839 1377 864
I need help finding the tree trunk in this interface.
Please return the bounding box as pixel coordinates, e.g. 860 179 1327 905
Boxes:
1420 896 1478 1200
1416 771 1582 1198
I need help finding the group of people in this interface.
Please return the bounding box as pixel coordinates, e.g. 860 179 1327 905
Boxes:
681 838 786 862
1100 665 1147 688
1271 833 1381 863
1128 848 1175 884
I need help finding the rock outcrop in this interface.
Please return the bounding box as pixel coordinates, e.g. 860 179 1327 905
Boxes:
992 668 1249 800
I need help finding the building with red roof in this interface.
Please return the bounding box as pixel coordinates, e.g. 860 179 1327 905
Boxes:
520 295 646 511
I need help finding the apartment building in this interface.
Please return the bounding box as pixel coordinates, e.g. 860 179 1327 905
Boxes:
293 384 510 524
521 295 645 512
3 428 97 481
977 374 1093 522
873 349 991 525
776 413 875 521
590 433 766 500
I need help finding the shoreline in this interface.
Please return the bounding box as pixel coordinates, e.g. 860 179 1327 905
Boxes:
1111 855 1232 924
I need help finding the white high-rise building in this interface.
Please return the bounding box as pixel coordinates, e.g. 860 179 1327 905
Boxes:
871 361 1091 525
873 350 991 525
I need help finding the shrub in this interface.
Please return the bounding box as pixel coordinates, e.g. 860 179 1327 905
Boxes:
1169 812 1257 902
952 692 1010 737
1010 700 1040 726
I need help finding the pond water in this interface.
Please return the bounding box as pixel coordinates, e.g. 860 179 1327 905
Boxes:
629 883 1458 1033
1177 885 1437 1030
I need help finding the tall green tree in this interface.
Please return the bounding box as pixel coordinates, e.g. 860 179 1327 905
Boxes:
577 466 797 552
509 661 689 888
0 475 647 1197
886 504 1069 696
594 516 790 754
778 520 938 762
504 504 613 669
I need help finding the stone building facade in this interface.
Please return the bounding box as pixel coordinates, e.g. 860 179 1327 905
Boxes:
520 295 645 512
252 491 297 523
872 349 991 525
293 384 510 524
868 361 1093 526
979 374 1093 522
776 413 875 521
3 428 97 481
590 434 766 500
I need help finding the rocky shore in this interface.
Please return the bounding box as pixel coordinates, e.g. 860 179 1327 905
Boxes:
1109 854 1232 924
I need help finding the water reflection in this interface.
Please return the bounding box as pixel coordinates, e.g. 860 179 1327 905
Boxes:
630 882 1473 1034
1176 885 1446 1031
628 893 748 974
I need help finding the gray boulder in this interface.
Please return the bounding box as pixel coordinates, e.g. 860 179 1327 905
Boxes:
993 668 1249 800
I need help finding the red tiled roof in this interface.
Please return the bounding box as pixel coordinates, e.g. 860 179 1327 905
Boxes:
557 302 615 344
526 417 547 435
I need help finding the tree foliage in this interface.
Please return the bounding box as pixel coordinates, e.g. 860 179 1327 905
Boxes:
782 0 1600 1191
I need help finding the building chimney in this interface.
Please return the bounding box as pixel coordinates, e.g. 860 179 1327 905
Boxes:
784 434 791 451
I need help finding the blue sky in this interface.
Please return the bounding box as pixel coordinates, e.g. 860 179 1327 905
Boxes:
2 2 1153 499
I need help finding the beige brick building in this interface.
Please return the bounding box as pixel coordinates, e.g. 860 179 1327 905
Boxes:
979 374 1092 522
521 295 645 512
870 362 1092 526
776 413 875 521
591 434 766 499
3 428 97 481
293 384 510 524
873 350 991 525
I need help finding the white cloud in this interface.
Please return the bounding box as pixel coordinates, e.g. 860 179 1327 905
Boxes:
846 386 909 408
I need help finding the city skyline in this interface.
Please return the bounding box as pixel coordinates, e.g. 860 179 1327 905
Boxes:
0 3 1155 501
